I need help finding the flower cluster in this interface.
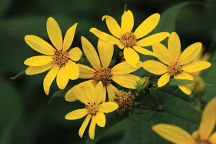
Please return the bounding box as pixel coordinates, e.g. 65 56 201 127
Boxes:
23 9 213 140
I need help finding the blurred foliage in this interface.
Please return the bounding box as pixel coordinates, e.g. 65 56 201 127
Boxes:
1 0 216 144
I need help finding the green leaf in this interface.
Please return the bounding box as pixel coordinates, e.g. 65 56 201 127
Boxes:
168 78 192 86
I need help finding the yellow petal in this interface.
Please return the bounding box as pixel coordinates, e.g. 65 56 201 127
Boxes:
65 108 88 120
183 61 211 73
121 10 134 32
124 47 139 67
46 17 63 50
43 65 60 95
192 130 200 139
134 13 160 39
56 65 69 89
158 73 170 87
102 15 122 38
79 114 91 138
178 85 192 95
24 35 55 55
25 63 54 75
95 81 106 103
200 98 216 140
136 32 169 47
98 40 114 68
99 102 119 113
174 72 193 80
24 56 53 66
112 74 140 89
68 47 82 61
81 36 101 70
63 23 78 51
89 117 96 140
107 84 118 101
179 42 202 65
83 81 97 103
142 60 168 75
89 28 118 44
95 111 106 127
168 32 181 61
111 61 139 75
152 43 172 65
133 46 154 56
79 64 95 79
209 132 216 144
65 60 79 80
152 124 195 144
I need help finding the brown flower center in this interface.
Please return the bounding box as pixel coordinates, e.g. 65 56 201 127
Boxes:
94 68 112 86
53 50 68 66
115 90 135 114
168 61 183 76
196 140 211 144
120 32 136 47
85 102 98 115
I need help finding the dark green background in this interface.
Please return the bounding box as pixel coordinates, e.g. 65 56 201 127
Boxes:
0 0 216 144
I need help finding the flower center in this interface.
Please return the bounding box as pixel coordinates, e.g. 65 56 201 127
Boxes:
53 50 68 66
168 61 183 76
115 90 135 114
85 102 98 115
94 68 112 86
120 32 136 47
196 140 211 144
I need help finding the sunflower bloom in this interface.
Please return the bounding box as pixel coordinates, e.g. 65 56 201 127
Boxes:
90 10 169 66
65 37 140 102
24 17 82 95
65 82 118 139
142 32 211 95
152 98 216 144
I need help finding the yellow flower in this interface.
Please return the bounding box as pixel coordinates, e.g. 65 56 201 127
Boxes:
142 32 211 95
90 10 169 67
152 98 216 144
65 37 140 102
65 82 118 140
24 17 82 95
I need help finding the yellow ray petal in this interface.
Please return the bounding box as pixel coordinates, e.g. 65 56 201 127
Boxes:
24 35 55 55
102 15 122 38
142 60 168 75
46 17 63 50
89 28 118 44
152 43 172 65
89 117 96 140
99 102 119 113
81 36 101 70
136 32 169 47
192 130 200 139
158 73 170 87
209 132 216 144
183 61 211 73
134 13 160 39
200 98 216 140
95 81 106 103
111 61 139 75
124 47 139 67
133 46 154 56
65 108 88 120
95 111 106 127
107 84 118 102
174 72 193 80
178 85 192 95
112 74 140 89
65 60 79 80
68 47 82 61
179 42 202 65
79 114 91 138
79 64 95 79
152 124 195 144
121 10 134 33
83 81 97 103
98 40 114 68
24 55 53 66
43 64 60 95
168 32 181 61
56 65 69 89
25 62 54 75
63 23 78 51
